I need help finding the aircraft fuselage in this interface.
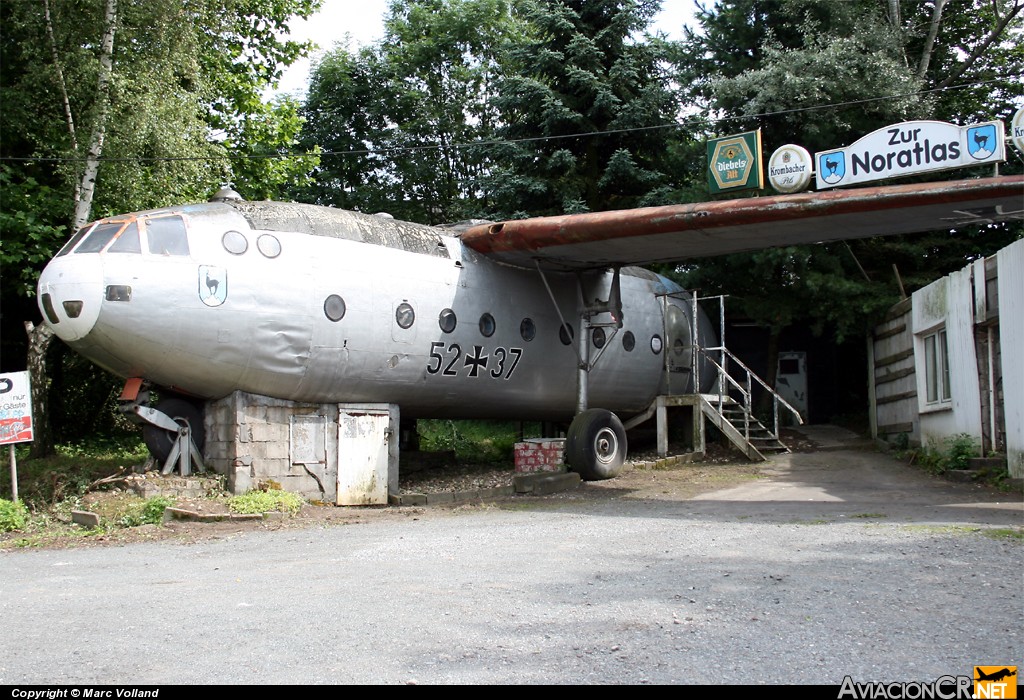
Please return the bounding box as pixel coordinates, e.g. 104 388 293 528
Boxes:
37 200 713 421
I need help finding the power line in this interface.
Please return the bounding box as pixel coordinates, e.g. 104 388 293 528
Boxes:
1 75 1020 164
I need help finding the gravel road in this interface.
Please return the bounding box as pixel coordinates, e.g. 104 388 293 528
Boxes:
2 430 1021 685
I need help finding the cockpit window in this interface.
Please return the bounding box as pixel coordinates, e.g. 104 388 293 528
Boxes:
74 222 124 254
146 216 189 256
107 221 141 253
56 224 95 257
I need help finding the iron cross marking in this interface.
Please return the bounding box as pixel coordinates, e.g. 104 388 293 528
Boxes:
464 345 489 377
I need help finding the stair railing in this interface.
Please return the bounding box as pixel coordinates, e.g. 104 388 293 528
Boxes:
696 345 804 441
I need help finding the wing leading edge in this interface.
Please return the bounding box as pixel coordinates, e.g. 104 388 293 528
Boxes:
461 175 1024 270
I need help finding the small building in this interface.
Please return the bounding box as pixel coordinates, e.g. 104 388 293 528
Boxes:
869 238 1024 478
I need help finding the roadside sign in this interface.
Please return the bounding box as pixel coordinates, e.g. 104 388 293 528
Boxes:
815 119 1005 189
707 130 763 194
0 371 34 445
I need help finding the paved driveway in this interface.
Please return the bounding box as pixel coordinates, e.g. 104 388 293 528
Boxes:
2 433 1020 685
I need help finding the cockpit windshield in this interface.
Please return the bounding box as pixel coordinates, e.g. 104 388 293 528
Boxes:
55 215 189 257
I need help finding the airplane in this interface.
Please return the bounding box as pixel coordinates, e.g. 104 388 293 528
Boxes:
975 668 1017 683
35 174 1024 481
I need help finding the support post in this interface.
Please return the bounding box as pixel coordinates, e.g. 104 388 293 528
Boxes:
656 396 668 457
576 314 590 413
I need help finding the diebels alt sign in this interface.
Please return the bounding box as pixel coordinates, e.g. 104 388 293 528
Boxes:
707 130 763 194
816 120 1005 189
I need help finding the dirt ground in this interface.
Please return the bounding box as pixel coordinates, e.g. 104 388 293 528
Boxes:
0 428 902 551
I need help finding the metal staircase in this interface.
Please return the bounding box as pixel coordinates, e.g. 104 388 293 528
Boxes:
694 346 802 461
624 293 803 462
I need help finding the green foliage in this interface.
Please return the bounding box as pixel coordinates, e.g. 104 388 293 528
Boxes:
117 496 173 527
912 433 980 475
418 420 537 462
6 437 147 510
0 165 71 298
228 489 304 515
299 0 521 222
0 499 30 532
483 0 687 217
944 433 979 471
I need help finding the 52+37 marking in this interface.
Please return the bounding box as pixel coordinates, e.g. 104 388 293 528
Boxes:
426 342 523 379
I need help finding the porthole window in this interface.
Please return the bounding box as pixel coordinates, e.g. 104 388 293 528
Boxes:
257 234 281 258
439 308 457 333
559 323 574 346
651 334 663 354
520 318 536 342
479 312 496 338
223 230 248 255
324 295 346 322
592 327 606 349
673 338 686 356
622 331 635 352
396 302 415 329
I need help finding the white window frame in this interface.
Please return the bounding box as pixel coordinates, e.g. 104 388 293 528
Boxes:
922 328 951 406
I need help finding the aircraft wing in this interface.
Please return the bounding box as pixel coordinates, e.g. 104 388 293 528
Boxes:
461 175 1024 270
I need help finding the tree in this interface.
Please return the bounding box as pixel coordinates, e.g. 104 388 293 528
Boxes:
299 0 519 223
672 0 1023 406
0 0 321 454
483 0 687 218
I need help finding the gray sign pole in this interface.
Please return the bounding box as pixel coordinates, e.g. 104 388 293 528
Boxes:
8 445 16 503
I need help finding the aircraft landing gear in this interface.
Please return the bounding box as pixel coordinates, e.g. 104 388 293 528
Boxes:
565 408 627 481
141 398 206 471
119 380 207 475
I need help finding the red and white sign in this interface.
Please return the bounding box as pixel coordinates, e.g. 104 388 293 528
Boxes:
0 372 34 445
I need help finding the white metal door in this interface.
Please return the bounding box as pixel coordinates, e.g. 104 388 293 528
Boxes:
776 352 808 422
337 410 390 505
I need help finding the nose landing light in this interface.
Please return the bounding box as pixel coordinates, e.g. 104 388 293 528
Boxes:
62 300 85 318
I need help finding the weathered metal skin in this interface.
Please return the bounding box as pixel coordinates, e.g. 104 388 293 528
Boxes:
462 175 1024 269
37 201 716 422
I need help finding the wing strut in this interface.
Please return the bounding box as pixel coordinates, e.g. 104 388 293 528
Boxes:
533 261 623 414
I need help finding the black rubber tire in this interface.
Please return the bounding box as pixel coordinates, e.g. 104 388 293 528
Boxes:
565 408 628 481
142 397 206 464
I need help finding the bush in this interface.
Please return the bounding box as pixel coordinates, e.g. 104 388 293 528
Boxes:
945 433 978 470
0 498 29 532
118 496 174 527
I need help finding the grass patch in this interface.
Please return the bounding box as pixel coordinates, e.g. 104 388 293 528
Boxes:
117 496 174 527
852 512 887 519
227 489 304 515
981 527 1024 541
900 525 1022 540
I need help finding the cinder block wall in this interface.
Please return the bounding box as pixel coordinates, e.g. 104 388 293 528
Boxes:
205 391 339 499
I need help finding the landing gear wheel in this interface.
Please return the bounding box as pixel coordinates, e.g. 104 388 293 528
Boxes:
142 398 206 464
565 409 627 481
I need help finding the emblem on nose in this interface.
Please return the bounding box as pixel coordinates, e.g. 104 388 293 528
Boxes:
199 265 228 307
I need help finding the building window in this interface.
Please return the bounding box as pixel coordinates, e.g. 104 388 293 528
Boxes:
924 329 951 404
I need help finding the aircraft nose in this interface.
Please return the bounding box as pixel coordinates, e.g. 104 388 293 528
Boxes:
36 254 104 342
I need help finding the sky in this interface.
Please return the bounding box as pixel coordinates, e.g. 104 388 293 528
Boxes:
273 0 699 97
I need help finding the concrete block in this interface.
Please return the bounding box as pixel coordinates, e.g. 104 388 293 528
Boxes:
71 510 101 528
532 472 581 495
395 493 427 506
